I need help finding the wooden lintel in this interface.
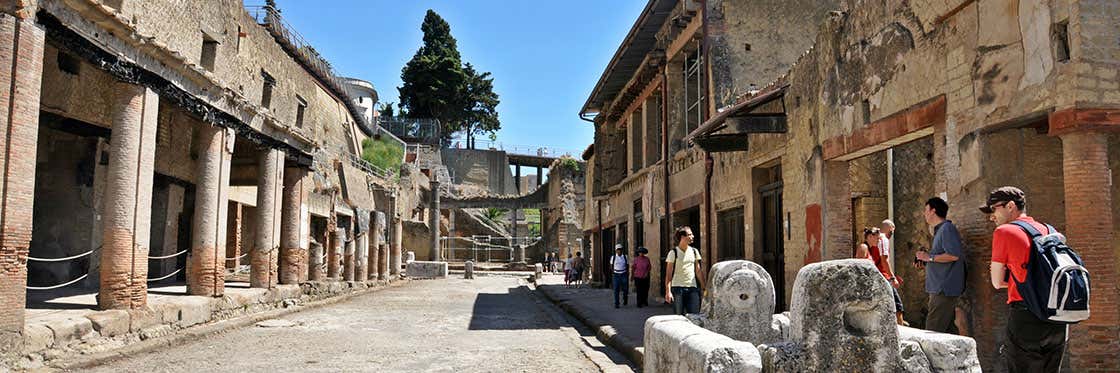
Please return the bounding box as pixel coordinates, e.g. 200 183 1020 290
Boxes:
728 115 788 133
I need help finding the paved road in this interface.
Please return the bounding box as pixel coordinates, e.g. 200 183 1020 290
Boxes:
84 276 614 372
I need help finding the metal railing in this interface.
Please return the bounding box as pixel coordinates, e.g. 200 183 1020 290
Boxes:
447 137 580 158
440 236 542 263
378 117 441 144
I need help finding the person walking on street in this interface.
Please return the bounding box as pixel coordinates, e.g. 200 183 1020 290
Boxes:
632 247 652 307
563 253 573 286
610 244 629 308
665 227 704 315
983 186 1067 372
571 252 586 287
915 197 966 334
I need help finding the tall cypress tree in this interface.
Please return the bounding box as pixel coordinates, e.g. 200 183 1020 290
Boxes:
398 10 465 138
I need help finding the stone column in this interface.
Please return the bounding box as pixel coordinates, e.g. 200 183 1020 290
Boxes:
188 125 233 297
355 231 368 282
328 228 343 279
1060 131 1119 371
250 148 283 288
99 82 159 310
308 242 324 281
0 13 43 350
390 201 402 279
369 212 383 280
279 167 306 285
343 226 356 281
430 180 441 261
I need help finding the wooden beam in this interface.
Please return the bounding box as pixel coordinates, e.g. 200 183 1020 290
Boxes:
694 134 750 153
728 115 787 133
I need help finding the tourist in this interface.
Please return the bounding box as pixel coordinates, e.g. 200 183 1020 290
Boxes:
983 186 1066 371
915 197 965 334
610 244 629 308
571 252 586 287
632 247 651 307
860 227 906 325
880 219 895 270
563 253 573 286
665 226 704 315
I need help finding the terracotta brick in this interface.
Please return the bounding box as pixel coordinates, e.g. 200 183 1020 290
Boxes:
279 167 306 285
250 148 283 288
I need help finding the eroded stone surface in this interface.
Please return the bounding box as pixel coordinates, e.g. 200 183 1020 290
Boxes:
899 326 982 372
700 260 780 345
406 261 448 279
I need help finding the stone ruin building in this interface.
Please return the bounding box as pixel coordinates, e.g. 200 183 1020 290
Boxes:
582 0 1120 370
0 0 430 355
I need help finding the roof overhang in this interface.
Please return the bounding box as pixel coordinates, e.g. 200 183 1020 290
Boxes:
686 85 790 152
579 0 678 122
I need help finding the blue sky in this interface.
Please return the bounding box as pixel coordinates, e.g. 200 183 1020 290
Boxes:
272 0 647 156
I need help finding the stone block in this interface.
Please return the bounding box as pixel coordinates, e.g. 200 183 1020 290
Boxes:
85 310 130 337
45 317 94 346
177 296 213 327
678 332 762 373
771 313 791 341
22 324 54 353
128 308 164 333
759 342 805 373
898 326 981 372
275 284 302 300
139 324 174 341
789 259 898 372
899 340 932 373
406 261 448 279
406 251 415 263
644 315 699 372
464 260 474 279
534 263 543 279
701 260 780 344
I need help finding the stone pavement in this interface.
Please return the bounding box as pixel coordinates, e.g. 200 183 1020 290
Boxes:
83 276 618 372
535 274 673 367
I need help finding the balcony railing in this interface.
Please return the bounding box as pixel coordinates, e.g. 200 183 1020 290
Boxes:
378 116 442 144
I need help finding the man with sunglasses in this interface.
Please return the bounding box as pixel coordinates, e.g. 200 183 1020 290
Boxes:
916 196 965 333
983 186 1066 372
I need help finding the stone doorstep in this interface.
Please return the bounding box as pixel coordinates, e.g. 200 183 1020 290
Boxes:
19 282 379 357
537 286 645 367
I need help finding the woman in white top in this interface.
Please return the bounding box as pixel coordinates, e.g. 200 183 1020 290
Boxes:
563 254 574 286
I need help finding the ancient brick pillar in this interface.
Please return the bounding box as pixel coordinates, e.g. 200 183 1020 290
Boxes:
279 167 306 285
0 13 43 351
188 125 233 296
343 227 356 281
430 180 441 261
328 228 343 279
250 148 283 288
822 160 852 260
308 241 324 281
100 82 159 309
378 244 389 281
390 196 402 279
368 212 382 280
1060 131 1119 371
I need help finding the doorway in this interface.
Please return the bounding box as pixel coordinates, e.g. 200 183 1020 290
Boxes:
755 164 785 311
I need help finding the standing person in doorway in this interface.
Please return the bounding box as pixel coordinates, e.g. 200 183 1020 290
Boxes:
861 227 906 326
632 247 652 307
665 227 704 315
563 253 573 287
610 244 629 308
983 187 1067 372
915 197 966 334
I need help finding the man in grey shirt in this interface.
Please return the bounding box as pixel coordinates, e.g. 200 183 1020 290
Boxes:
915 197 965 333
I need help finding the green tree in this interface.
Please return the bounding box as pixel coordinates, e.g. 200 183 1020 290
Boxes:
456 63 500 149
398 10 465 136
377 102 395 118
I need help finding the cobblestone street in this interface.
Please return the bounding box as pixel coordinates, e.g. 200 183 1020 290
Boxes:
82 276 624 372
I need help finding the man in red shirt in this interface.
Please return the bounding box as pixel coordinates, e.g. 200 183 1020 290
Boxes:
984 186 1067 372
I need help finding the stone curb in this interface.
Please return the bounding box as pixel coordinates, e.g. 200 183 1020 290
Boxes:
48 279 410 371
537 286 644 367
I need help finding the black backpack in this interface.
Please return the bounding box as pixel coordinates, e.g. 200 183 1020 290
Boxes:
1010 221 1091 324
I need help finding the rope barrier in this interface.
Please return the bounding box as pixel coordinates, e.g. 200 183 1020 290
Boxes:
148 248 189 260
225 253 249 261
27 246 101 262
26 273 90 290
147 268 183 282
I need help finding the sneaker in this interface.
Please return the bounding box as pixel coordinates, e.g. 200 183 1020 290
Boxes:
614 304 620 309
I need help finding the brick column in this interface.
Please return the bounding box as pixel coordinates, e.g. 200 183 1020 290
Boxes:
328 228 343 279
378 243 389 281
100 82 158 309
822 160 852 260
0 13 43 351
250 148 283 288
308 241 324 281
430 180 441 261
343 226 355 281
279 167 306 285
225 202 242 270
390 196 402 279
1060 131 1119 371
188 125 232 296
368 212 382 280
